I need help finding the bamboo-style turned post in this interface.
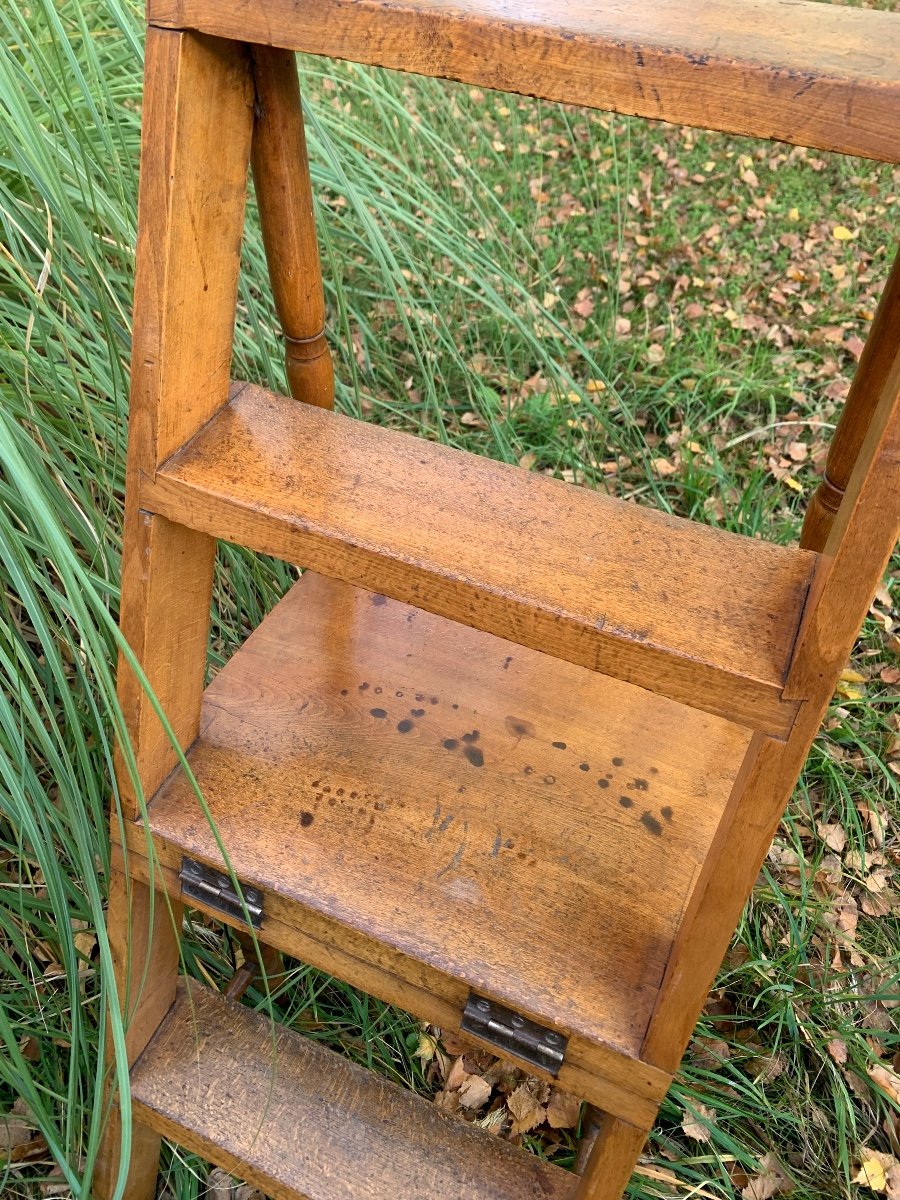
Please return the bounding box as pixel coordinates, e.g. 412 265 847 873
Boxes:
801 248 900 552
251 45 334 409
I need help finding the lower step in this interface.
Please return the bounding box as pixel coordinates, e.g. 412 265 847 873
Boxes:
131 978 575 1200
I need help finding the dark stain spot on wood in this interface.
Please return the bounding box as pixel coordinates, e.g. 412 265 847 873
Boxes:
457 785 466 793
443 738 459 750
597 778 609 789
619 795 634 808
415 693 425 702
629 778 649 792
462 729 480 743
517 851 528 861
661 806 673 821
322 785 331 794
502 656 513 670
411 708 426 717
328 797 336 807
340 688 348 696
463 745 484 767
612 756 624 766
580 762 590 771
336 787 344 796
350 791 358 800
370 707 387 718
451 703 459 710
523 765 534 775
641 811 663 836
552 740 566 750
491 830 502 857
359 682 369 691
374 800 386 811
397 718 414 733
430 696 439 705
395 690 404 698
505 838 514 849
650 766 659 775
374 686 382 694
299 811 314 827
371 594 387 606
505 715 535 738
544 775 556 785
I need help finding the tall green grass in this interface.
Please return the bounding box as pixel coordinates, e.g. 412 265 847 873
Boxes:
1 1 898 1198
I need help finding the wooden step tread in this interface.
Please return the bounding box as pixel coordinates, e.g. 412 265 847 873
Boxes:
148 0 900 162
142 382 815 735
131 978 574 1200
120 573 751 1118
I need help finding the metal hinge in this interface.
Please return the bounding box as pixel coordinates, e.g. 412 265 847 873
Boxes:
461 993 568 1076
178 857 264 928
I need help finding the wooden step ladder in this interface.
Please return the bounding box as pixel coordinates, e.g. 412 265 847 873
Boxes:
97 3 900 1197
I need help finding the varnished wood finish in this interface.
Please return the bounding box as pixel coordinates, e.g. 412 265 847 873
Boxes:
132 978 573 1200
148 0 900 162
141 382 816 735
112 4 900 1195
574 1113 650 1200
98 26 254 1200
802 249 900 552
251 46 334 408
94 870 182 1200
115 571 746 1116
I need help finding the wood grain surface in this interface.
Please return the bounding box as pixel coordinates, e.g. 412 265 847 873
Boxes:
142 382 815 734
148 0 900 162
130 572 752 1068
131 978 574 1200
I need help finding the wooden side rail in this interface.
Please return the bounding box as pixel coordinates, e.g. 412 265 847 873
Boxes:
149 0 900 162
802 248 900 552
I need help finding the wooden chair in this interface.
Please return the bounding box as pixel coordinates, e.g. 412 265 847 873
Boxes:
97 3 900 1198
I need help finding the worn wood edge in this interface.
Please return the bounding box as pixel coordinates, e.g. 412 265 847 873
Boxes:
146 0 900 162
140 417 808 738
113 837 670 1126
131 978 574 1200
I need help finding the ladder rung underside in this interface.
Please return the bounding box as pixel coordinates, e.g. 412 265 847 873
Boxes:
142 381 816 735
131 978 574 1200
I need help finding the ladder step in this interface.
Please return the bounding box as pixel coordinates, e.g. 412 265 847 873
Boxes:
147 0 900 162
117 573 749 1124
131 978 574 1200
142 381 815 735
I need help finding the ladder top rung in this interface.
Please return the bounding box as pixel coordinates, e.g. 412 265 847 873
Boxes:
148 0 900 162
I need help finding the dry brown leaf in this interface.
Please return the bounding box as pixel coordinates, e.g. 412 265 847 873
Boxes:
506 1083 546 1134
827 1038 848 1065
817 822 847 853
741 1152 793 1199
869 1064 900 1105
646 344 666 364
681 1102 717 1142
652 457 678 477
545 1089 581 1130
457 1073 492 1110
887 1161 900 1200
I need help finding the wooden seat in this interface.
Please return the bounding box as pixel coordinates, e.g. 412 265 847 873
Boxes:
97 7 900 1200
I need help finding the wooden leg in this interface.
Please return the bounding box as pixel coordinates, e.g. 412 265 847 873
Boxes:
251 44 335 410
94 869 183 1200
95 26 255 1199
573 1110 649 1200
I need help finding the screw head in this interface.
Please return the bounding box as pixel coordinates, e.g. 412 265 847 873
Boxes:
511 1014 525 1028
544 1031 561 1046
476 999 491 1013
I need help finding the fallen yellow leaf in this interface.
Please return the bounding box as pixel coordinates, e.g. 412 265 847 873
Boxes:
853 1157 887 1192
832 225 855 241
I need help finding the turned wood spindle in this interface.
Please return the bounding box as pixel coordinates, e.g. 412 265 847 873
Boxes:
801 248 900 552
251 45 334 409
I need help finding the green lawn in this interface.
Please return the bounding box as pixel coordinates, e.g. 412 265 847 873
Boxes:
0 2 898 1198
